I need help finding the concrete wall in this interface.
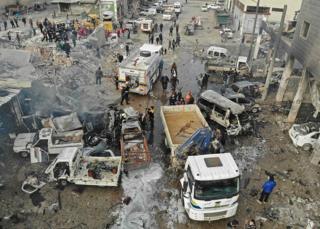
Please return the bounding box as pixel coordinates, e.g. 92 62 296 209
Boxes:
291 0 320 80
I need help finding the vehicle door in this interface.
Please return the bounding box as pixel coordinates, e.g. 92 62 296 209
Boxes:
211 105 228 127
33 139 49 152
30 147 49 163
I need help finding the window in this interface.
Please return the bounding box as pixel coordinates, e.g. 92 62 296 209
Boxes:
301 21 310 38
246 6 270 14
311 133 320 139
272 8 283 12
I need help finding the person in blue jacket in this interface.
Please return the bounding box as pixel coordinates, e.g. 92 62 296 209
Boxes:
258 175 276 203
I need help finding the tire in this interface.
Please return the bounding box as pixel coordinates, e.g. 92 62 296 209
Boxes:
59 179 68 187
302 144 312 151
20 151 29 158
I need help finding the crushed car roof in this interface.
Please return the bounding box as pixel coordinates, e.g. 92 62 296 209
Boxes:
200 90 245 115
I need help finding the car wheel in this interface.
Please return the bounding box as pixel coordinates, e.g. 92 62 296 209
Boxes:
20 151 29 158
302 144 312 151
59 179 68 187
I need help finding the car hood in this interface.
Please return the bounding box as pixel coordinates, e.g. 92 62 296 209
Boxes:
13 133 36 150
292 122 320 136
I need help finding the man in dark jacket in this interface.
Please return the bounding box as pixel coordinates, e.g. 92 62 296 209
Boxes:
160 75 169 91
120 83 130 105
95 67 103 85
258 176 276 203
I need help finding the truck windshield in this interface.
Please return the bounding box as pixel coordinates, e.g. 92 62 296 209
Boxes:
194 177 239 201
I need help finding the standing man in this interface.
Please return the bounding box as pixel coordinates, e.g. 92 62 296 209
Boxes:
159 23 163 32
22 17 27 26
160 75 169 91
172 39 176 52
175 23 179 34
125 44 130 56
71 30 77 47
95 67 103 85
16 32 21 46
13 17 19 27
201 73 209 90
258 175 277 203
171 62 177 76
3 20 7 30
159 59 164 77
169 25 173 36
159 32 163 45
29 18 33 28
170 75 179 91
156 36 159 45
120 83 130 105
10 18 15 28
7 31 11 41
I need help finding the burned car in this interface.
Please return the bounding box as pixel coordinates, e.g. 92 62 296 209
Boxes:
289 122 320 151
228 81 264 98
197 90 252 136
225 93 260 113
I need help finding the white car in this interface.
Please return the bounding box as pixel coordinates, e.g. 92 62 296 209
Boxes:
163 13 174 21
207 4 220 10
289 122 320 151
134 17 147 24
201 5 208 12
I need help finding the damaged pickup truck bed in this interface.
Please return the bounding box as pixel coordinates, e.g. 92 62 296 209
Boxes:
120 120 151 170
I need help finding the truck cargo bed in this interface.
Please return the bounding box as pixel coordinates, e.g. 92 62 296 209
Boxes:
164 112 205 144
160 105 210 156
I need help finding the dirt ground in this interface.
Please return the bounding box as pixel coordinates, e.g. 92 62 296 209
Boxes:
0 0 319 229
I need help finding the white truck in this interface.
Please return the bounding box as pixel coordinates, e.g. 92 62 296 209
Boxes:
163 4 175 20
140 19 153 32
180 153 240 221
174 2 182 13
13 128 83 158
160 105 210 157
45 147 122 187
118 44 163 95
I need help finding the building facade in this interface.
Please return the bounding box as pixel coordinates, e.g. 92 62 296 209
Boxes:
276 0 320 121
232 0 302 36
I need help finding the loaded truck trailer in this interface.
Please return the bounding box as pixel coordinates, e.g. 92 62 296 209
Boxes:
160 105 210 157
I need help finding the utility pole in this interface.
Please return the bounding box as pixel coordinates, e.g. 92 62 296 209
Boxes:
261 4 287 101
248 0 260 71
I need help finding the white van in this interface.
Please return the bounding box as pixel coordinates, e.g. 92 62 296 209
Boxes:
140 19 153 32
206 46 228 59
174 2 182 13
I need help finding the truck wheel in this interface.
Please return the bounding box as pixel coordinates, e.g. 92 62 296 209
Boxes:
302 144 312 151
19 151 29 158
59 179 68 187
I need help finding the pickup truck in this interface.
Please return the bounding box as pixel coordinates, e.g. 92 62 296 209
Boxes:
205 56 249 76
13 128 83 158
120 119 151 170
45 147 122 187
160 105 210 157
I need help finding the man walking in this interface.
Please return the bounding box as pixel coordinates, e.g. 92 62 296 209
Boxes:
95 67 103 85
258 175 277 203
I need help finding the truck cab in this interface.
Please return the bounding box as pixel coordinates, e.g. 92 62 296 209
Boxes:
180 154 240 221
13 128 83 158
